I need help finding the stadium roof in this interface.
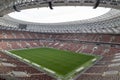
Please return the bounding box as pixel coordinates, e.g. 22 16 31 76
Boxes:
0 0 120 33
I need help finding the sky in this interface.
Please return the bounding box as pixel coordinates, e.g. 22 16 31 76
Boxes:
8 6 110 23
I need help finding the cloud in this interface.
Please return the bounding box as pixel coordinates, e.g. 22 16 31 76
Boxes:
9 6 110 23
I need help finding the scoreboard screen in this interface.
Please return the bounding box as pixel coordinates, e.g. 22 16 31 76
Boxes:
19 24 27 29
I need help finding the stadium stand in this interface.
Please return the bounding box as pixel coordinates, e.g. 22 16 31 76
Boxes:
0 30 119 80
0 51 56 80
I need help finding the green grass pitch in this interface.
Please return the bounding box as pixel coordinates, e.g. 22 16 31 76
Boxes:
10 48 96 76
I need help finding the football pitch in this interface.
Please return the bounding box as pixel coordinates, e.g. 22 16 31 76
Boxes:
10 48 97 78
